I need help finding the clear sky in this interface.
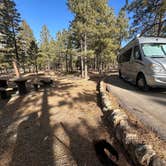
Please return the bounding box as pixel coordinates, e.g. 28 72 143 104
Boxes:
14 0 126 41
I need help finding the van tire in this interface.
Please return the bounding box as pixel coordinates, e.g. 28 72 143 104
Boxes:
136 74 149 91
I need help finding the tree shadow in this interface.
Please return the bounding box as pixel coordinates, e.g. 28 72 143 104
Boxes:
0 97 11 111
60 121 102 166
93 139 118 166
10 88 55 166
88 72 104 83
0 96 26 161
100 114 135 166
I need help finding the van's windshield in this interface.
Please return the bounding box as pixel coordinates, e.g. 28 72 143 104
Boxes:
142 43 166 58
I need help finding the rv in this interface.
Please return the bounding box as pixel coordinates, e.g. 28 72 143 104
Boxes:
118 37 166 90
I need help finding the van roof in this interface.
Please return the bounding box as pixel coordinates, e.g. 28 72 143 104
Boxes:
120 37 166 55
138 37 166 43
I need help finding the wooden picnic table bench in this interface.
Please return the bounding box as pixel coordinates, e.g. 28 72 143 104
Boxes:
31 77 53 91
0 79 8 88
14 78 28 95
0 87 13 99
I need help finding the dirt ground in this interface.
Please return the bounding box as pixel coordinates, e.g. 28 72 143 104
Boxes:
0 74 131 166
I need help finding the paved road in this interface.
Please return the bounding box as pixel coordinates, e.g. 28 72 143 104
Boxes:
105 72 166 140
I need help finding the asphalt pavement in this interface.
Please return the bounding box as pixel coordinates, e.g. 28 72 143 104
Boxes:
105 72 166 140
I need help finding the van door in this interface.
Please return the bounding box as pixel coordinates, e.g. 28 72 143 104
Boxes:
129 46 143 82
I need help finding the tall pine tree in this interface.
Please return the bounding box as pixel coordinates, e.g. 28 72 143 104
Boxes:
27 40 38 74
0 0 21 77
39 25 51 70
116 8 129 47
17 20 35 72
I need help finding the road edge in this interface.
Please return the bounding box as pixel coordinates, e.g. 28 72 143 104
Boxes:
99 80 166 166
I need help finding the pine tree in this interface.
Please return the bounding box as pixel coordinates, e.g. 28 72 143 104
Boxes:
17 20 35 72
39 25 51 70
48 38 57 69
116 8 129 47
69 0 119 73
0 0 21 77
27 40 38 73
54 30 68 71
92 0 119 72
68 0 98 78
128 0 166 37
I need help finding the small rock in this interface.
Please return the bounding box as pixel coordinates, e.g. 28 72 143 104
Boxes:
103 107 109 112
149 155 166 166
135 144 156 165
106 84 111 92
123 132 138 150
104 99 112 108
115 124 123 142
119 120 130 132
112 109 128 127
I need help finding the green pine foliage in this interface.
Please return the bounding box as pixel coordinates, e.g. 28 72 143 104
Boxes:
0 0 22 77
128 0 166 37
0 0 130 75
17 20 35 71
67 0 129 74
39 25 51 70
27 40 39 73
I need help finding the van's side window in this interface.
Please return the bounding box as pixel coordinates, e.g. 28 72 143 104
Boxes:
134 46 141 60
119 49 132 63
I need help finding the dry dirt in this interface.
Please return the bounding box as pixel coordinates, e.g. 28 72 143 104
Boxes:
0 75 131 166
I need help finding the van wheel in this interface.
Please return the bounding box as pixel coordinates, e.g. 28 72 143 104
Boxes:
136 74 149 91
119 70 122 79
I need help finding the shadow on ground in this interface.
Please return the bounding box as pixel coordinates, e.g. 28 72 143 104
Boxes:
0 74 131 166
10 88 54 166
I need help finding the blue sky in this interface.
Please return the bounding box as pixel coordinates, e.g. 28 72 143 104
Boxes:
15 0 126 41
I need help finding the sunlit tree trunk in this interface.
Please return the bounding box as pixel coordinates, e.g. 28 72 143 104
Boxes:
69 54 73 72
65 54 68 72
80 39 84 78
12 22 21 78
84 33 88 79
12 60 20 78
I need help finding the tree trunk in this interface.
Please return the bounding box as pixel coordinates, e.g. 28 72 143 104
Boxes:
84 57 88 79
22 63 26 73
69 54 73 72
47 57 50 71
12 22 21 78
81 56 84 78
80 39 84 78
5 67 8 75
84 33 88 79
65 54 68 73
157 14 163 37
99 54 103 75
94 57 96 71
12 60 20 78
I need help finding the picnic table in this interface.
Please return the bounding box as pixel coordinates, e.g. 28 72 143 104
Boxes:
0 79 8 88
14 78 27 95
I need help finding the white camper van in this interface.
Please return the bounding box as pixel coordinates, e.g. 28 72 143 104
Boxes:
118 37 166 90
